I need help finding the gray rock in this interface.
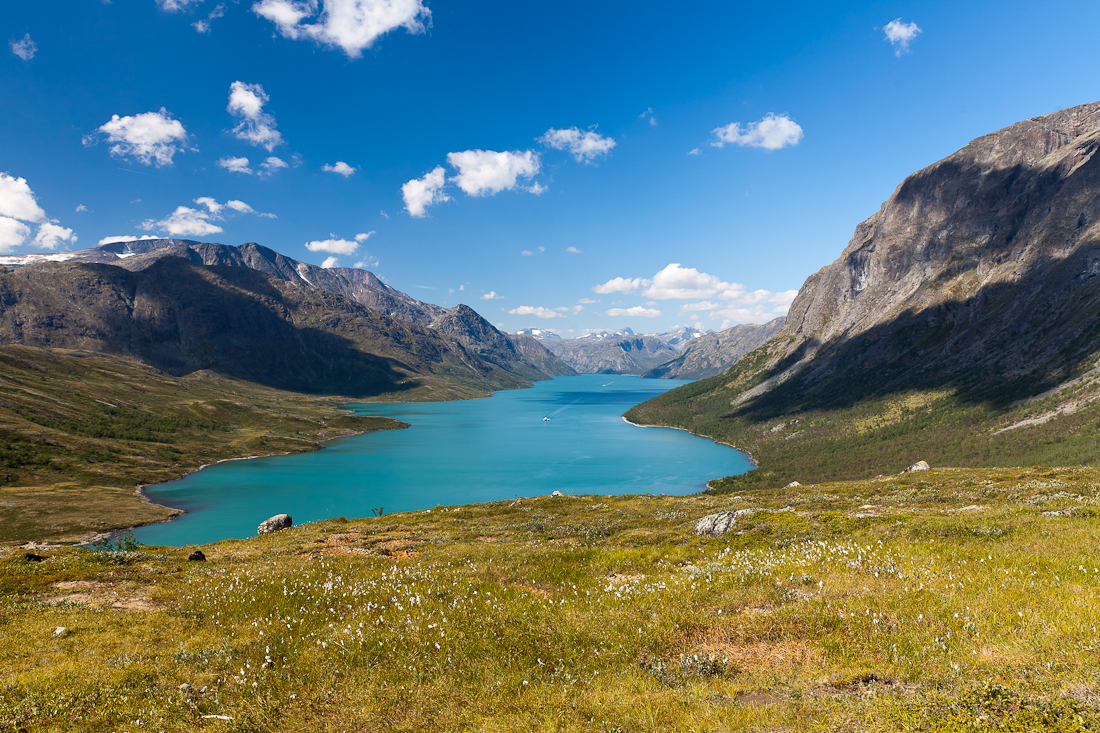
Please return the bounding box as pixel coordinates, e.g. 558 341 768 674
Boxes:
551 490 565 497
1041 506 1082 518
694 507 792 537
901 461 930 474
784 481 802 488
188 550 206 561
257 514 293 535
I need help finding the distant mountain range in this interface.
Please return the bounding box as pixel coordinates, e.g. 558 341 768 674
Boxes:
516 322 784 378
0 238 574 397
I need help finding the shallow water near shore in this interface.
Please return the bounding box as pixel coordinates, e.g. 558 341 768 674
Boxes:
135 375 753 546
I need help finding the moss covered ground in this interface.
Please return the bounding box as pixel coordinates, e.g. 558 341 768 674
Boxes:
4 466 1100 731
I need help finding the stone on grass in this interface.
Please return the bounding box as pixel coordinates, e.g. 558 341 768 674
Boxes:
901 460 930 474
53 626 68 638
188 550 206 562
1041 506 1082 518
257 514 293 535
694 507 792 537
784 481 801 488
23 553 46 563
551 490 565 497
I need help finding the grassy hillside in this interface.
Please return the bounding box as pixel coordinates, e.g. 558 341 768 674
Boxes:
4 466 1100 731
626 344 1100 493
0 346 418 543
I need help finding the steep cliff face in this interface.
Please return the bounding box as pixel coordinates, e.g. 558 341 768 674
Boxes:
643 317 785 380
540 335 678 375
721 101 1100 407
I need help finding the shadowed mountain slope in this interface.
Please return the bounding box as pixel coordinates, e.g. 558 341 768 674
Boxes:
643 317 785 380
627 101 1100 486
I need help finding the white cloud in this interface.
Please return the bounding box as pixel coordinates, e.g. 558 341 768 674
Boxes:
33 223 76 250
98 234 160 245
75 204 88 212
304 237 361 255
0 173 47 223
566 246 581 254
606 306 661 318
884 19 921 56
260 156 288 176
323 161 356 177
320 256 339 268
644 263 731 299
158 0 203 10
447 149 540 196
480 291 503 300
538 127 616 163
712 113 803 150
355 231 373 242
352 257 378 268
578 297 597 304
218 156 253 174
228 81 283 151
10 33 36 61
678 301 719 314
639 107 656 126
402 166 449 217
508 305 561 319
528 181 547 195
592 276 648 295
0 218 30 253
252 0 431 59
380 210 389 218
687 148 700 155
86 108 189 166
521 250 533 256
193 3 225 32
141 197 274 237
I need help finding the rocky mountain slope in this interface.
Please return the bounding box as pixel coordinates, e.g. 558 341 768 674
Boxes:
0 239 574 389
523 326 707 375
628 100 1100 485
0 257 537 397
642 317 785 380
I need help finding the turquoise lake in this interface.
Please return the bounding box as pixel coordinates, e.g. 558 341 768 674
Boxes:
134 375 753 546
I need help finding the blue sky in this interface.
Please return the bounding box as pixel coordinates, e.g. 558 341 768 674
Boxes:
2 1 1099 335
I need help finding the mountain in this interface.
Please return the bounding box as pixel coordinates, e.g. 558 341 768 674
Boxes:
0 238 575 385
537 333 679 375
643 317 785 380
627 101 1100 485
515 327 561 339
654 325 708 349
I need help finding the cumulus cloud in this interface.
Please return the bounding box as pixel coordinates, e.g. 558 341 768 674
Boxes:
521 250 533 256
712 113 803 150
402 166 450 217
678 301 719 314
75 204 88 212
11 33 36 61
480 291 503 300
447 149 540 197
228 81 283 151
687 148 700 155
85 108 189 166
218 157 252 174
539 127 616 163
323 161 356 177
606 306 661 318
566 246 581 253
260 156 288 176
33 223 76 250
0 173 47 223
98 234 161 245
304 234 371 255
884 19 921 56
252 0 431 58
320 256 339 268
592 276 647 295
141 197 274 237
508 305 560 319
355 231 373 242
0 218 31 253
644 263 732 299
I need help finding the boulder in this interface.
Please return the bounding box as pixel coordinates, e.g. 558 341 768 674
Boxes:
188 550 206 561
1041 506 1082 518
23 553 46 563
784 481 801 488
551 490 565 497
901 460 930 474
694 507 792 537
257 514 293 535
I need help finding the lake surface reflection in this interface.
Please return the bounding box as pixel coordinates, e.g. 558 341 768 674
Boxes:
135 375 753 546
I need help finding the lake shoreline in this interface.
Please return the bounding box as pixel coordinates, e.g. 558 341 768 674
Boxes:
620 415 759 488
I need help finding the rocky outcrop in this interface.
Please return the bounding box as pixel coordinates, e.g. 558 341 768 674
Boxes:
644 317 785 380
540 334 679 374
257 514 292 534
693 507 792 537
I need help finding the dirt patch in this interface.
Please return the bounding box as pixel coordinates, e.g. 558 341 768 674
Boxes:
734 691 787 707
48 580 159 612
692 630 820 674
